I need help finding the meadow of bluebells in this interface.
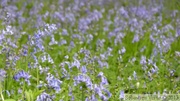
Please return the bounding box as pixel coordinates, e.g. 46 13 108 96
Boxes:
0 0 180 101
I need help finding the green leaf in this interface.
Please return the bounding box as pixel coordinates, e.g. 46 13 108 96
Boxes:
33 89 45 98
25 90 32 101
4 99 16 101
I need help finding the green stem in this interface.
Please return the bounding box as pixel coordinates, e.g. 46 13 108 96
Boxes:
0 82 4 101
81 87 84 101
37 67 39 86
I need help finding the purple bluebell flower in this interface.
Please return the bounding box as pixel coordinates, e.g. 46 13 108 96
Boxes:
39 66 50 74
49 35 58 45
46 73 62 93
22 49 28 56
91 10 102 21
94 84 102 96
119 7 129 18
121 47 126 54
73 74 93 90
45 24 57 34
119 90 125 100
91 94 97 101
133 71 137 80
71 96 75 101
132 34 140 43
36 92 53 101
71 58 80 69
100 76 108 85
13 70 31 83
0 69 6 81
62 29 68 36
151 68 156 74
119 47 126 54
100 94 108 101
41 54 47 63
86 78 93 90
78 18 91 33
98 60 108 68
169 69 175 77
97 72 103 77
28 62 31 68
81 65 87 74
140 56 147 65
68 86 73 96
176 29 180 37
47 55 54 64
18 88 22 94
85 97 89 101
1 0 8 6
36 43 44 51
103 89 112 98
61 67 69 78
59 39 67 46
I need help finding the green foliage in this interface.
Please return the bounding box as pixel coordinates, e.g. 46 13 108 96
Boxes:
4 99 16 101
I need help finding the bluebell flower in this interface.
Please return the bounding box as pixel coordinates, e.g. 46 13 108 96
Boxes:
98 60 108 68
62 29 68 36
39 66 50 74
46 73 62 93
121 47 126 54
28 62 32 68
100 76 108 85
86 78 93 90
71 58 80 69
97 72 103 77
68 86 73 96
22 49 28 56
34 33 41 40
0 69 6 81
85 97 89 101
45 24 57 33
36 43 44 51
103 89 112 98
61 67 69 78
91 94 97 101
151 68 156 74
41 54 47 63
13 70 31 84
176 29 180 37
36 92 53 101
119 90 125 100
71 96 75 101
100 94 108 101
133 71 137 80
169 69 175 77
94 84 102 96
59 39 67 45
73 74 93 89
119 7 129 18
81 65 87 74
140 56 147 65
47 55 54 64
49 35 58 45
132 34 140 43
18 88 22 94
